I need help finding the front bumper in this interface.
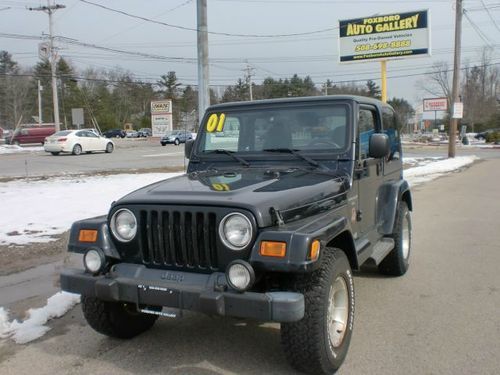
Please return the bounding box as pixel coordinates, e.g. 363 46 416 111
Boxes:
61 263 304 322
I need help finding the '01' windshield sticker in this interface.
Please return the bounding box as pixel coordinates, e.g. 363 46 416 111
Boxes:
206 113 226 132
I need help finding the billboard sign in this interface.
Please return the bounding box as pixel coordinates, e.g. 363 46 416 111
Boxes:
423 98 448 112
339 10 430 63
151 100 173 137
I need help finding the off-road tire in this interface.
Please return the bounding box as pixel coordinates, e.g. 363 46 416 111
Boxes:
105 142 114 153
50 152 60 156
72 144 82 155
81 296 158 339
281 248 355 375
174 138 180 146
379 201 412 276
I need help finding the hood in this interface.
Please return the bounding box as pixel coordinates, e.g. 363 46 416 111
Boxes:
117 168 350 227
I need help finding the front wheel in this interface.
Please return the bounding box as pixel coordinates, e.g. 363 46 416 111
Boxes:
174 138 180 146
81 296 158 339
281 248 354 375
105 142 114 153
379 201 412 276
72 144 82 155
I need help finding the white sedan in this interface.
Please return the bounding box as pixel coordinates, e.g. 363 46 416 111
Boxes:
44 130 114 156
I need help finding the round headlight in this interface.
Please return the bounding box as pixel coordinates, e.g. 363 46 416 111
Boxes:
110 209 137 242
219 213 252 250
84 248 104 274
226 261 255 292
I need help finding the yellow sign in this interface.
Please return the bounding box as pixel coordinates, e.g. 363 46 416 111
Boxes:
339 10 430 63
206 113 226 133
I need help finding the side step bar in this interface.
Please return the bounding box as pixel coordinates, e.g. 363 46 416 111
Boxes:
369 238 395 265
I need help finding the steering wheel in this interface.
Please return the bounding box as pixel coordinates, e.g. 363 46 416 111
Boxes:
307 139 341 149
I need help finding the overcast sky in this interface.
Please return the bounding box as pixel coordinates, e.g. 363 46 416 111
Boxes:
1 0 499 105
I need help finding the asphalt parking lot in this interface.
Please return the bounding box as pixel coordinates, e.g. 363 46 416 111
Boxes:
0 138 187 179
0 158 499 374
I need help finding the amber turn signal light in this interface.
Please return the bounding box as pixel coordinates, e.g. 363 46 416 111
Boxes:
309 240 321 261
259 241 287 258
79 229 98 243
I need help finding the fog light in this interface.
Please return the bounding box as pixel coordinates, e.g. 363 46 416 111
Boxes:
83 248 105 274
226 260 255 292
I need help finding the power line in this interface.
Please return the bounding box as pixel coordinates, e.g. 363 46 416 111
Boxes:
480 0 500 33
78 0 336 38
3 61 499 87
463 8 494 46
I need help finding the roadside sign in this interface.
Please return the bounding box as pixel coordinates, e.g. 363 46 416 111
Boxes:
423 98 448 112
151 100 173 137
339 10 430 63
38 43 49 59
452 102 463 119
71 108 84 128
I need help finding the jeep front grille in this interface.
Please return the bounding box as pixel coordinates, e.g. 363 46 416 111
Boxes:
139 209 219 271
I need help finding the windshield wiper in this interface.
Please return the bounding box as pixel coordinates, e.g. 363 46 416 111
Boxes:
204 149 250 167
263 148 320 168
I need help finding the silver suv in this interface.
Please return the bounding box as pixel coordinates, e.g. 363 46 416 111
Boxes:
160 130 192 146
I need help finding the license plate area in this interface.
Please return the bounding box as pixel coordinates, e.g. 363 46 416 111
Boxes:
137 284 180 308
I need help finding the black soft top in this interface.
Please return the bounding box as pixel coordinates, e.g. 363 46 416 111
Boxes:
207 95 391 112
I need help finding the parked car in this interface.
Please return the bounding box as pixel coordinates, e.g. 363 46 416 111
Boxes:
475 128 500 141
138 128 152 137
44 129 114 155
103 129 126 138
6 124 56 145
160 130 192 146
126 130 139 138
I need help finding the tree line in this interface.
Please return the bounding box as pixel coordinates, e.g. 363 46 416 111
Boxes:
1 49 421 132
420 48 499 133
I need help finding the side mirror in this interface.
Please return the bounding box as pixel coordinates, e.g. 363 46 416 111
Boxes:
369 133 390 159
185 139 194 159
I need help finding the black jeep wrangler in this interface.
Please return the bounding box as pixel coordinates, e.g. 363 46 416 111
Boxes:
61 95 412 374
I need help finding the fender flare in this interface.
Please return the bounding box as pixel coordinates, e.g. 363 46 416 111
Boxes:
377 179 412 235
68 216 121 259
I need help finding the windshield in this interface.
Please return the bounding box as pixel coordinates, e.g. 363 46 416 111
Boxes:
198 104 348 154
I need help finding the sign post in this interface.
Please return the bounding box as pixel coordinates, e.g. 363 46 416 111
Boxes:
339 10 431 102
151 100 173 137
423 98 448 131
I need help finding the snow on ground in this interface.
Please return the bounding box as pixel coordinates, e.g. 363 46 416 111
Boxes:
0 292 80 344
0 145 44 154
404 156 478 186
0 173 181 246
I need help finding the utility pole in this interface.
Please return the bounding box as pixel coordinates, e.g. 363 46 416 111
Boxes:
449 0 463 158
244 64 255 101
197 0 209 125
29 1 65 132
37 80 43 125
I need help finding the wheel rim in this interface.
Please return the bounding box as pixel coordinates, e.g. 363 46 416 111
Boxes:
327 276 349 348
107 143 113 152
402 213 411 260
74 145 81 154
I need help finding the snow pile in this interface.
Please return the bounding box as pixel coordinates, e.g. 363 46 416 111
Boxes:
0 292 80 344
0 145 44 154
404 155 478 186
0 173 181 245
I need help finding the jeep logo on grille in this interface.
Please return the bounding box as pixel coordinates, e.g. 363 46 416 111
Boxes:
161 272 184 283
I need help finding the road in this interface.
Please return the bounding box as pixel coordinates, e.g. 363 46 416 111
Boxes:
0 138 186 179
2 140 500 180
1 158 499 374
